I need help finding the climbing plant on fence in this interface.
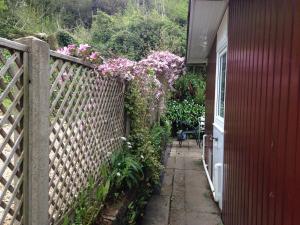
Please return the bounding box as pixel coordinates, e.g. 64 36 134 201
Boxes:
55 43 184 224
0 37 185 225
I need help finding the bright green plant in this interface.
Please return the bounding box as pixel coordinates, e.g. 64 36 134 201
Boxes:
166 99 205 127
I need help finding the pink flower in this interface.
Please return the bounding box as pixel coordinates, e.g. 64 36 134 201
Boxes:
57 47 71 56
89 52 101 64
78 44 90 52
78 44 91 58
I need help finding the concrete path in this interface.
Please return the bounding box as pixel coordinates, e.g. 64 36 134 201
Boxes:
142 140 223 225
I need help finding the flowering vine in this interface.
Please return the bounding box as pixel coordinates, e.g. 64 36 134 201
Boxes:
56 44 185 104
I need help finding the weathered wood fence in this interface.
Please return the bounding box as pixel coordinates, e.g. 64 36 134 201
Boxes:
0 37 127 225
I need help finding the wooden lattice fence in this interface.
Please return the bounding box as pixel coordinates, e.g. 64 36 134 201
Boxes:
48 51 125 223
0 37 126 225
0 39 28 225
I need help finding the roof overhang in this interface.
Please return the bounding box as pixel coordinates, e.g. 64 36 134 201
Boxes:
186 0 228 65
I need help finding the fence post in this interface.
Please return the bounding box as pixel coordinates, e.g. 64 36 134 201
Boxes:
17 37 50 225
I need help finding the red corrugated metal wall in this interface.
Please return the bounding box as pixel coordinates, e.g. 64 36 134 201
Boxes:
223 0 300 225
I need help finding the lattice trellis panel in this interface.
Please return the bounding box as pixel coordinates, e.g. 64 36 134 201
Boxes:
48 55 125 223
0 47 25 225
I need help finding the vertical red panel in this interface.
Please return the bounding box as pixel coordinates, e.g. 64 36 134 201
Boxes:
218 0 300 225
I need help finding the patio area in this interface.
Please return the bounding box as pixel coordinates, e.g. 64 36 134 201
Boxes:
142 140 222 225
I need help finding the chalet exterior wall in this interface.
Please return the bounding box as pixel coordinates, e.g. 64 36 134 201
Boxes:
221 0 300 225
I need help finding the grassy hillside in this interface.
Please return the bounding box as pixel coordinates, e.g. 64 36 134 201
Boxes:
0 0 188 59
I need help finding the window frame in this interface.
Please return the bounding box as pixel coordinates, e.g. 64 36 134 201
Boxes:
214 45 227 129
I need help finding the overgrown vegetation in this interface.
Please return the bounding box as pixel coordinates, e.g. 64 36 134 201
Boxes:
58 47 179 225
0 0 188 59
166 72 206 134
63 82 171 224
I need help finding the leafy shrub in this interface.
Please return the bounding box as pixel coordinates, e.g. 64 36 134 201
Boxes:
91 11 116 44
174 72 206 105
63 178 110 225
150 119 171 153
108 30 144 60
166 99 205 129
56 30 77 47
90 9 187 60
109 150 144 190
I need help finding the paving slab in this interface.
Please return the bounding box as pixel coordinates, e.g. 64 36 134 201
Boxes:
160 169 174 196
185 212 223 225
142 140 222 225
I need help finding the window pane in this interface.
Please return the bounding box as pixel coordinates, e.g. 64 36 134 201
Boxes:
218 52 227 118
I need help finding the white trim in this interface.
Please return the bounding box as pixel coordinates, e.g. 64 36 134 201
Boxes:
214 45 227 129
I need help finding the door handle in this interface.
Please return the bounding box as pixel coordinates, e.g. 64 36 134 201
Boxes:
211 136 218 142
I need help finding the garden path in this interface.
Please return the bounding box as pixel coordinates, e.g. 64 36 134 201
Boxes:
142 140 223 225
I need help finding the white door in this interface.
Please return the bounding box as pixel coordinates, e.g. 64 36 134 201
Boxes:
213 46 227 210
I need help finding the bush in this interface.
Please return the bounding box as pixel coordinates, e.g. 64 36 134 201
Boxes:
109 150 144 190
174 72 206 105
56 30 78 47
108 30 144 60
89 9 187 60
166 99 205 132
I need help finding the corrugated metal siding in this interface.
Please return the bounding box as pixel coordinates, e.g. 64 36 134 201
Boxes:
205 40 216 172
223 1 300 225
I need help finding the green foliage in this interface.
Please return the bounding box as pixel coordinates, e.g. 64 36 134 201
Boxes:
0 0 7 11
126 184 152 225
174 72 206 105
91 11 115 43
93 0 128 15
122 78 174 224
150 119 171 152
59 0 93 28
108 30 144 60
166 72 206 133
69 178 108 225
56 30 77 47
125 80 149 134
90 9 187 60
109 150 144 190
166 99 205 127
165 0 189 26
0 0 188 59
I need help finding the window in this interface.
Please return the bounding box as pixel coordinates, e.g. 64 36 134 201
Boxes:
216 49 227 121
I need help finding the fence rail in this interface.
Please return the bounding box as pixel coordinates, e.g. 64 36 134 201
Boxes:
0 37 126 225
